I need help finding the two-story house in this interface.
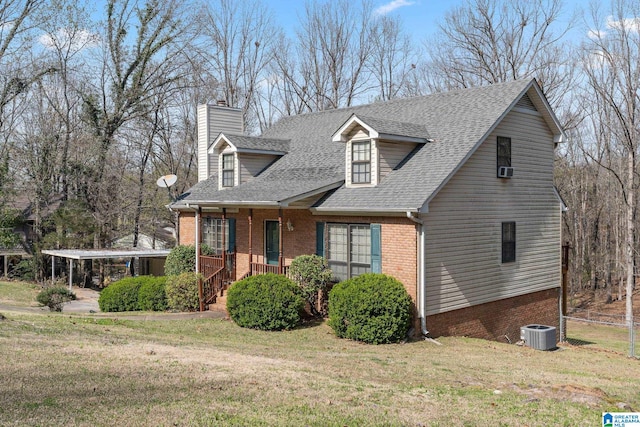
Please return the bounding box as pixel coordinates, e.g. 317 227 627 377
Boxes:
171 79 565 342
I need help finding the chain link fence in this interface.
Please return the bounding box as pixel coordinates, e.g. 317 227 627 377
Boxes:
563 310 638 358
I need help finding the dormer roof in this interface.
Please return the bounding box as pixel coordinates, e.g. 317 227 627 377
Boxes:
332 114 431 143
209 133 289 155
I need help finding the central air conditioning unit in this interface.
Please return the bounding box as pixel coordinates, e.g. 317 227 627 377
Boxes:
497 166 514 178
520 324 557 351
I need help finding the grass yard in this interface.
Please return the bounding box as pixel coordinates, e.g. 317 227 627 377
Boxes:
0 281 638 426
0 280 40 307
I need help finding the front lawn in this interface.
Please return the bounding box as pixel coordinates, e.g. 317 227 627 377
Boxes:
0 310 637 426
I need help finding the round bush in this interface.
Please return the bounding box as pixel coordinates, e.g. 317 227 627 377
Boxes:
226 273 304 331
328 273 412 344
165 272 201 312
164 245 212 276
36 286 76 312
98 277 143 312
137 276 168 311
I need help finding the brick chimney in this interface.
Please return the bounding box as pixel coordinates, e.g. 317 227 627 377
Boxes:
197 101 243 182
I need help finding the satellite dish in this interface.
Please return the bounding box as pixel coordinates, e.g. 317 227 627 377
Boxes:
156 174 177 188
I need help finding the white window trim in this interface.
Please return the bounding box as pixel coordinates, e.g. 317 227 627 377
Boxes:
345 137 378 188
219 150 237 190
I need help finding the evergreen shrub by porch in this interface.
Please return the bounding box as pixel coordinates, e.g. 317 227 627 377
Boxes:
226 273 304 331
137 276 168 311
164 244 213 276
165 272 201 312
36 286 76 312
328 273 412 344
98 277 145 312
289 254 333 317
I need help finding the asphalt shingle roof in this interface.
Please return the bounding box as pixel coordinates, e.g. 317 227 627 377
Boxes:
176 79 538 211
347 115 430 141
217 134 289 153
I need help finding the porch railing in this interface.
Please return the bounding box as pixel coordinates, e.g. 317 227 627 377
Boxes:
200 253 236 305
250 262 289 276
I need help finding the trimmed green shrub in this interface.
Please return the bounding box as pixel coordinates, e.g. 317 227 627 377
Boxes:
164 244 213 276
99 277 143 312
137 276 168 311
99 276 169 312
36 286 76 312
165 272 201 312
328 273 412 344
226 273 304 331
289 254 333 317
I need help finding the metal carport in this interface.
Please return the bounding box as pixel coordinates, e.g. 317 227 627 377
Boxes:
42 249 171 290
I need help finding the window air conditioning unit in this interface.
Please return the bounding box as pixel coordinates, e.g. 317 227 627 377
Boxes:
497 166 514 178
520 324 557 351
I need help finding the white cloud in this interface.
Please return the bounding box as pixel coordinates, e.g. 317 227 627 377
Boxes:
605 15 640 33
39 27 99 52
586 15 640 40
587 29 605 40
374 0 415 16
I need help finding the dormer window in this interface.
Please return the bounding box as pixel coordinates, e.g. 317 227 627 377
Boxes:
222 154 235 187
351 141 371 184
332 114 430 189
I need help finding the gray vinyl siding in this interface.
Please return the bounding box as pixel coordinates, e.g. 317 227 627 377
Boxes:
238 153 278 184
378 141 417 179
197 104 243 182
424 108 561 315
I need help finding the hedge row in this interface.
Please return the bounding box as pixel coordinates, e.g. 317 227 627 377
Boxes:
98 276 167 312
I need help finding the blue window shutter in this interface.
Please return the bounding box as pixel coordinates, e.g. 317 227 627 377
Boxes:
316 222 325 257
370 223 381 273
227 218 236 252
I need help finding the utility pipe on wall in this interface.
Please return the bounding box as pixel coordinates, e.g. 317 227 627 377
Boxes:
407 211 428 337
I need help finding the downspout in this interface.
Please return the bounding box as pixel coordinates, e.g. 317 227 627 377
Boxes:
407 211 428 337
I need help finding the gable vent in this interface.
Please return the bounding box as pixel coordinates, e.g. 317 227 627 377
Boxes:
515 93 537 111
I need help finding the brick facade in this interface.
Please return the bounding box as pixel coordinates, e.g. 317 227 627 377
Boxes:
425 288 560 343
177 208 559 343
179 208 418 302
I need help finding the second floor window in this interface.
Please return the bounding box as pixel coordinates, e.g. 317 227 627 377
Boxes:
352 141 371 184
222 154 234 187
497 136 511 169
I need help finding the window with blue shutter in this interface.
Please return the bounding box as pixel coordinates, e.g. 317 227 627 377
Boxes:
227 218 236 252
370 224 381 273
316 222 325 257
325 223 381 281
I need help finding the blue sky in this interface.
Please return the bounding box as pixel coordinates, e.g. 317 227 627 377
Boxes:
266 0 586 43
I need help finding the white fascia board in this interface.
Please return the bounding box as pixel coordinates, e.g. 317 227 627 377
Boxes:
332 114 379 142
209 133 237 154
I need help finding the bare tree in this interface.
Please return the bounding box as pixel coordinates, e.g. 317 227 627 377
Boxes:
368 15 418 101
198 0 279 132
78 0 191 249
423 0 574 107
274 0 374 112
581 0 640 355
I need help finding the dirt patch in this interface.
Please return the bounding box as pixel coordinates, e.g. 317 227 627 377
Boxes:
510 383 610 407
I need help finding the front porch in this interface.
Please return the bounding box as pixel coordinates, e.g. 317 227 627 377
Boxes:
198 251 291 310
195 208 293 311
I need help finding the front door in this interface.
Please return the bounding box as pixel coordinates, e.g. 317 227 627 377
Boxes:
265 220 279 265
